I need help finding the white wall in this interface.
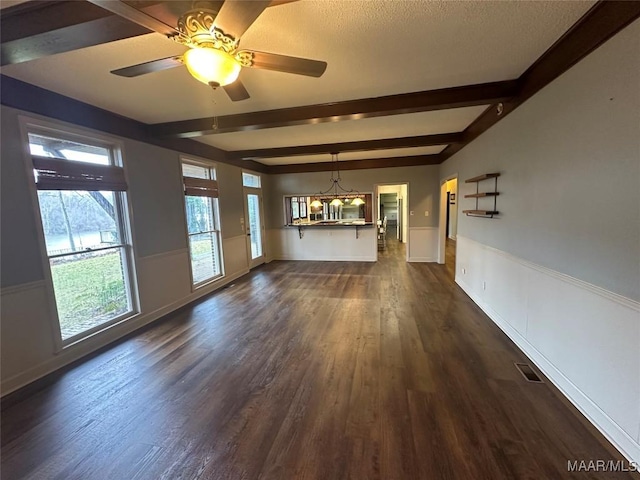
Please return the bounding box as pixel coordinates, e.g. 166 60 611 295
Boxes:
440 20 640 462
0 106 252 395
266 166 440 262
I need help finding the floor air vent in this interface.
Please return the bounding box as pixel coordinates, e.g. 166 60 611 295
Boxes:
515 363 543 383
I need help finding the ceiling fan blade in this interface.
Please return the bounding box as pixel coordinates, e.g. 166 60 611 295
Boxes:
214 0 271 39
86 0 180 37
223 80 250 101
241 50 327 77
111 55 184 77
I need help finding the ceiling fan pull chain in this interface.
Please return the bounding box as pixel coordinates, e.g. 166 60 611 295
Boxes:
211 93 219 131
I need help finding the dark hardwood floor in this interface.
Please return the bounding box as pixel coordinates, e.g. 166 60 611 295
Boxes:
1 241 634 480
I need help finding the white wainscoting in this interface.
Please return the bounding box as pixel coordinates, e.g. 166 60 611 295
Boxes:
222 234 250 275
407 227 438 262
268 227 377 262
137 248 191 313
455 235 640 463
1 280 57 386
0 242 250 396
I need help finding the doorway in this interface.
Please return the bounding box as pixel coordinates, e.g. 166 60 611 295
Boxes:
244 191 265 268
438 176 458 271
376 183 409 261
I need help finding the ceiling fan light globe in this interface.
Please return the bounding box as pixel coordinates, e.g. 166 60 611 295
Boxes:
183 47 241 87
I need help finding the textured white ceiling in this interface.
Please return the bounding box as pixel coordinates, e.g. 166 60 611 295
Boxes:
0 0 595 165
256 145 447 166
196 105 487 151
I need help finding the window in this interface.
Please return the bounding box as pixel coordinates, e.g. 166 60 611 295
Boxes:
27 128 137 344
242 172 261 188
182 161 223 286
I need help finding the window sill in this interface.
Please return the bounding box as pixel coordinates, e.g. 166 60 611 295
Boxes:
58 309 139 352
192 274 225 292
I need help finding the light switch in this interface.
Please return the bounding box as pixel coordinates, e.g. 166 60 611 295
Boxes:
425 211 429 216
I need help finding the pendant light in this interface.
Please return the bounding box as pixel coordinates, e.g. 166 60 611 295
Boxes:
313 153 365 206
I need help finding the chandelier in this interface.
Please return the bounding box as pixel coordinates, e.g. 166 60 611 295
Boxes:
309 153 365 208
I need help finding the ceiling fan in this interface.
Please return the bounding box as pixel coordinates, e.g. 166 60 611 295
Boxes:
87 0 328 101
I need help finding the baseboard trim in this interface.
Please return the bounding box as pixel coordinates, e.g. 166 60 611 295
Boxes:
456 276 640 464
272 255 376 262
407 256 436 263
0 267 250 397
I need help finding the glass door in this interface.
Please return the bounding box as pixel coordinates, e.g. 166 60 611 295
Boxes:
244 192 264 268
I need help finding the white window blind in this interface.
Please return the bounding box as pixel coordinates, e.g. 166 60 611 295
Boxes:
183 176 219 198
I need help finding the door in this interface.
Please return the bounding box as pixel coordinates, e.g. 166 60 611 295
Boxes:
244 191 265 268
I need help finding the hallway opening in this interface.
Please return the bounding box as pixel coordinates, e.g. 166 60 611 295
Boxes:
376 183 408 261
438 176 458 268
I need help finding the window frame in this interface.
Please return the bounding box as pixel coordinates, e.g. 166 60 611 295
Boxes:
242 171 262 189
19 116 139 350
180 156 225 289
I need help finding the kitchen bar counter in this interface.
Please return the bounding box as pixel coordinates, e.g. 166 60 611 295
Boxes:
287 220 374 227
287 220 374 239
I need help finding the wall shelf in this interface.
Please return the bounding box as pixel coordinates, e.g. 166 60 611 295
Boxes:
464 173 500 218
465 173 500 183
462 210 499 216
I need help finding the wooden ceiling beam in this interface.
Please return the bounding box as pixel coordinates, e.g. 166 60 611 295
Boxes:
3 1 638 174
266 1 640 172
0 74 269 174
0 1 153 66
0 0 303 66
440 1 640 162
1 2 107 42
268 154 442 174
518 1 640 103
229 133 461 160
149 80 520 138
